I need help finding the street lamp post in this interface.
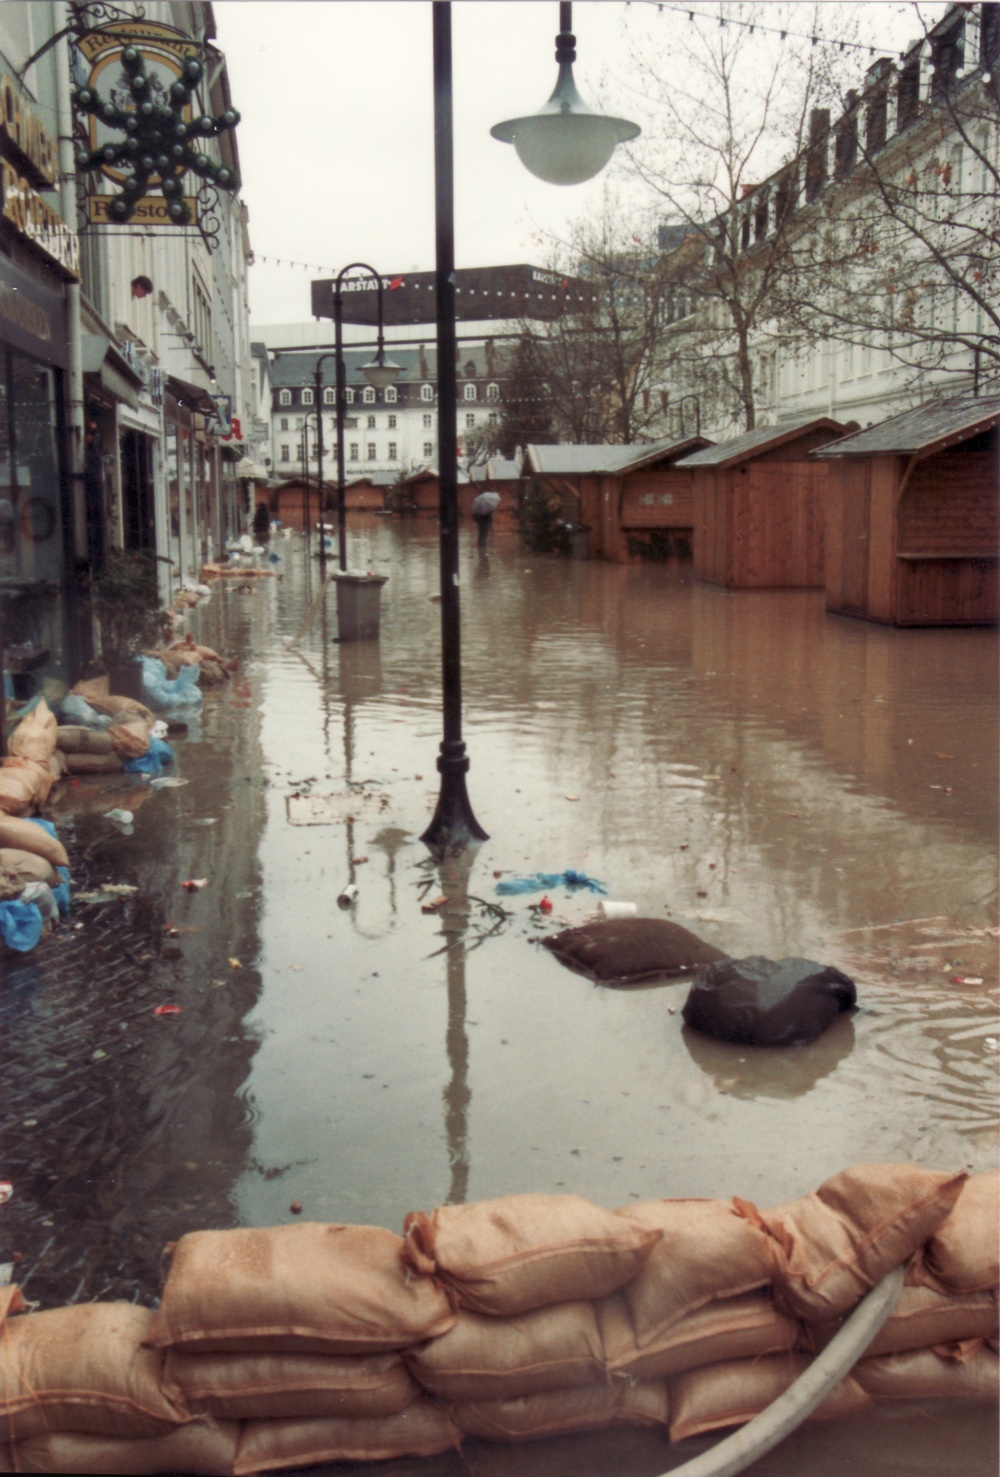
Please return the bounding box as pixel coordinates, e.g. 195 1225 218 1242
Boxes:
422 0 639 851
312 353 338 575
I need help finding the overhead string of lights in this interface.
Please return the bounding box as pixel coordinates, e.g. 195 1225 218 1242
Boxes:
253 257 591 306
625 1 911 61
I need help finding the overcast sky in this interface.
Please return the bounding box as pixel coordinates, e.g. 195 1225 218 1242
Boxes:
215 1 943 330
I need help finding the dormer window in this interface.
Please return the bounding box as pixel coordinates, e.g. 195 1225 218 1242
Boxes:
345 387 355 404
279 389 291 406
301 387 313 405
385 385 397 403
323 387 335 405
421 384 434 401
464 383 477 401
363 386 376 404
487 383 499 401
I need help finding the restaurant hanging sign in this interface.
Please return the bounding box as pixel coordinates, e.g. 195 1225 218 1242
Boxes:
72 19 240 231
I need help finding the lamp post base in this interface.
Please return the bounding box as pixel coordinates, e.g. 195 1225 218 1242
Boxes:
333 572 388 642
421 742 489 850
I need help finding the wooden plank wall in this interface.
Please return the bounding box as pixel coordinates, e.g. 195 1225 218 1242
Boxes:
692 469 728 584
620 469 695 529
898 446 998 554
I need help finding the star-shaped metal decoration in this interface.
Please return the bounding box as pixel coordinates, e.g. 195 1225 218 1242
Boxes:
72 45 239 225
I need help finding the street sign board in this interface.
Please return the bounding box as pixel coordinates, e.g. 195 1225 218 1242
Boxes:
311 263 594 326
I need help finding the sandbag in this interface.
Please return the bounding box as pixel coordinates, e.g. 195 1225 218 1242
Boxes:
162 1347 419 1420
0 764 38 816
617 1199 776 1348
233 1400 461 1474
0 817 68 869
11 1420 239 1476
8 698 57 762
682 955 857 1045
910 1170 999 1295
739 1163 968 1322
63 751 126 775
71 676 110 703
0 755 57 810
542 917 727 985
599 1289 800 1380
452 1380 670 1442
146 1222 457 1355
0 849 59 899
55 726 115 756
404 1300 605 1400
803 1284 999 1360
668 1353 869 1442
198 658 230 687
0 1285 27 1320
0 1303 188 1440
85 692 156 724
402 1193 663 1317
108 720 151 759
854 1343 999 1401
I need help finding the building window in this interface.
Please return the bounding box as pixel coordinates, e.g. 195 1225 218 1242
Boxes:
279 389 291 406
465 412 476 428
385 385 397 403
423 413 432 428
363 386 375 404
349 442 359 460
367 414 376 429
366 442 376 460
280 417 289 431
421 384 434 401
301 387 313 405
488 411 498 426
323 387 335 405
280 446 290 461
387 414 396 429
423 441 433 458
486 383 499 400
388 441 397 459
345 387 355 404
464 383 477 401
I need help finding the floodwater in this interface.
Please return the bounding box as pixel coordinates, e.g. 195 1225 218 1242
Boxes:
6 518 998 1474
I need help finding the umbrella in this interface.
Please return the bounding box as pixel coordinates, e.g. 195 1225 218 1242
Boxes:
471 490 501 517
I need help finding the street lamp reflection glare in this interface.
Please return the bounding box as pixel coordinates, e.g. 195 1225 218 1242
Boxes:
490 1 639 185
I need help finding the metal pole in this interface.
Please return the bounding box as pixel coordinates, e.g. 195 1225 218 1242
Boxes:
421 0 487 849
314 360 327 573
334 289 348 572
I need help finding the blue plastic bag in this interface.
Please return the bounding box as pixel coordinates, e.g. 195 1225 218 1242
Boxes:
59 694 113 729
495 870 607 896
139 656 203 711
124 736 175 776
0 899 43 952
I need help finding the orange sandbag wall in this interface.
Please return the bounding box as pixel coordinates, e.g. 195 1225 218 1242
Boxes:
0 1167 996 1474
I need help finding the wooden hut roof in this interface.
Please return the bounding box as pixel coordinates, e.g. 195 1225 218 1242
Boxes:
810 393 1000 461
524 436 710 478
396 465 471 486
345 471 398 488
677 415 850 468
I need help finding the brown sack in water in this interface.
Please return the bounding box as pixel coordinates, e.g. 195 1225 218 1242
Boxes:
803 1283 999 1360
0 758 52 816
0 849 59 899
405 1300 605 1401
668 1352 870 1443
0 817 68 869
108 720 151 759
162 1347 419 1421
452 1379 670 1442
85 693 155 724
55 726 115 756
233 1399 461 1474
402 1193 663 1317
740 1164 968 1322
11 1420 239 1476
0 1303 189 1440
909 1170 999 1296
64 751 126 775
145 1223 457 1355
599 1288 800 1380
8 698 57 763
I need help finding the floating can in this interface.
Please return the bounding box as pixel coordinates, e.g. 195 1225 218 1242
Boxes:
598 900 637 920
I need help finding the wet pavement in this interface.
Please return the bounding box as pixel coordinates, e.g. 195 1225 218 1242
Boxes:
2 519 997 1474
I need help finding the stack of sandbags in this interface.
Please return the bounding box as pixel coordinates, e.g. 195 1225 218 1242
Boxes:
0 1295 228 1476
0 699 60 814
401 1192 671 1442
159 635 238 687
144 1222 461 1474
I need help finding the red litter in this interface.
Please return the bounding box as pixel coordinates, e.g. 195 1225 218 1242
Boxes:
181 879 208 891
539 896 553 913
153 1003 182 1016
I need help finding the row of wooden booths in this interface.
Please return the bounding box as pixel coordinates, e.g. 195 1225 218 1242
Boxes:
519 394 999 627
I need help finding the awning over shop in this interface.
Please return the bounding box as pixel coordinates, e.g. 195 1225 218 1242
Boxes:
80 334 143 409
235 457 269 479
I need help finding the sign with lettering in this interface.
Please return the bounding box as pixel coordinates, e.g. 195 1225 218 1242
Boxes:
1 159 79 279
87 193 199 226
311 263 594 326
0 75 58 187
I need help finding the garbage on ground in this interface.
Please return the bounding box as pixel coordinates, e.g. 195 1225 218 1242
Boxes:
139 656 203 712
542 917 727 986
153 1003 182 1016
104 808 134 827
598 900 637 920
0 1166 994 1469
338 884 359 909
181 879 208 891
0 1182 11 1204
495 870 607 897
149 776 188 790
123 736 175 776
682 955 858 1046
57 695 114 729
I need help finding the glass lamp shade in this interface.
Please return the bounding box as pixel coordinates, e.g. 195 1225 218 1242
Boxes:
361 349 402 390
491 64 639 186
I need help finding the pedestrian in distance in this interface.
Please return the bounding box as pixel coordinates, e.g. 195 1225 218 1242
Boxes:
471 489 501 547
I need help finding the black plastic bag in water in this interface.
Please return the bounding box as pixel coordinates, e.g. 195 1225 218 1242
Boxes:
682 955 857 1047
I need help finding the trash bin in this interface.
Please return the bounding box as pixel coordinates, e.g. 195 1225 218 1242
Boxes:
568 525 591 561
333 572 388 642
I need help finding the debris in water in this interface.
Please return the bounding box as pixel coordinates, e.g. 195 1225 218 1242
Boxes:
153 1004 182 1016
0 1183 12 1205
422 895 448 914
181 878 208 891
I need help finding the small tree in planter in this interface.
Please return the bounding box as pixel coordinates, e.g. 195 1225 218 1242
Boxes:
91 548 167 699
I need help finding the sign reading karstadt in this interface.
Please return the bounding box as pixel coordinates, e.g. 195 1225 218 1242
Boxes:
311 263 595 326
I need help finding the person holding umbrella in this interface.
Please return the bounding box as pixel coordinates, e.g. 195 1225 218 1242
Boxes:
470 488 501 547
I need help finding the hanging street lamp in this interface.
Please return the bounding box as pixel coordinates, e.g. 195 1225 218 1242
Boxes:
421 0 639 852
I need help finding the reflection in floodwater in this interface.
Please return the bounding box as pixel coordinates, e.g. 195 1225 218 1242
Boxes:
681 1014 857 1100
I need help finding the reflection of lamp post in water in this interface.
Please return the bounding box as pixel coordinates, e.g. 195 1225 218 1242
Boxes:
423 0 639 851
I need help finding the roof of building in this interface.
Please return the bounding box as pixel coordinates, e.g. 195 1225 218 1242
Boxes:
250 341 268 358
397 464 471 486
470 454 523 483
345 471 398 488
677 415 851 468
810 393 1000 460
270 345 506 389
524 435 713 477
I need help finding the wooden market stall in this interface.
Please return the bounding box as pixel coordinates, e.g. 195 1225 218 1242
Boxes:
465 455 523 526
271 476 334 534
395 466 471 518
679 416 852 588
813 393 1000 626
343 472 396 513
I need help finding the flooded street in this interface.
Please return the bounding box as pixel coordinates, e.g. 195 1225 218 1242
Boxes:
4 520 997 1474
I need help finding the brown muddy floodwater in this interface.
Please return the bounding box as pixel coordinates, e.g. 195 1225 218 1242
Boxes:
6 518 998 1475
